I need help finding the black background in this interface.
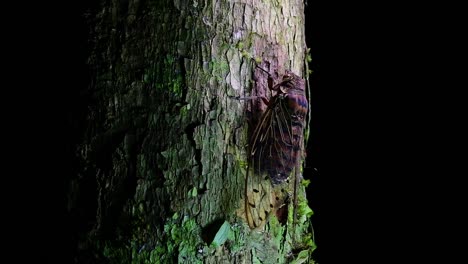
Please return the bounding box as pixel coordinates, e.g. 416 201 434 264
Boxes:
303 2 462 263
5 1 460 263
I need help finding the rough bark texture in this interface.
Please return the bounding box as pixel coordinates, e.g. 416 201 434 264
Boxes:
69 0 314 263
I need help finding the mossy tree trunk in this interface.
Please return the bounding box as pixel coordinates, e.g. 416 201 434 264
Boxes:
70 0 314 263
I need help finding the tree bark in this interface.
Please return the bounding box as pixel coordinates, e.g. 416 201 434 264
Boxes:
70 0 314 263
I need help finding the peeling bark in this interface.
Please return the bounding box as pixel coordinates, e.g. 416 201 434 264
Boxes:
69 0 314 263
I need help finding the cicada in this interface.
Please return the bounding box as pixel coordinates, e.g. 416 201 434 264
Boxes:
243 65 308 229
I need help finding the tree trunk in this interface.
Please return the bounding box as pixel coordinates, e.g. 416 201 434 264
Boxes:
70 0 314 263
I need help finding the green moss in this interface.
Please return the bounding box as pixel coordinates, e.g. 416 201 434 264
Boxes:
138 203 145 214
251 249 261 264
188 186 198 197
226 222 245 253
241 50 251 59
268 216 286 248
304 129 310 147
164 215 202 263
144 54 185 99
164 54 175 65
302 233 317 251
301 179 311 187
306 48 313 62
154 73 183 98
102 242 131 264
237 158 248 169
100 213 204 264
179 104 190 116
209 60 229 83
172 75 184 97
143 73 151 84
297 199 313 224
290 249 312 264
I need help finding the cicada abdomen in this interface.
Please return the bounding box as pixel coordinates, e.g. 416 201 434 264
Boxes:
245 68 308 229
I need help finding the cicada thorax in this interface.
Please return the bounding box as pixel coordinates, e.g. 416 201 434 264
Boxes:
245 69 308 229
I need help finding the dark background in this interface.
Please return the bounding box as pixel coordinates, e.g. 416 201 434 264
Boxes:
7 1 459 263
303 2 417 262
303 2 461 263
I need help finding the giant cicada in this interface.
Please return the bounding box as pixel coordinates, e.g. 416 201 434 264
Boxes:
241 65 308 229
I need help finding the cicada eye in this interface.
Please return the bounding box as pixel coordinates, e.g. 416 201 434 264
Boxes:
282 74 294 83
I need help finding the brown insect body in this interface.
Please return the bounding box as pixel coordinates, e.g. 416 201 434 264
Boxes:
245 68 308 229
250 70 308 185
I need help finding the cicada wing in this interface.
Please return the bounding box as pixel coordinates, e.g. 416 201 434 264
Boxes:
245 101 293 229
256 97 297 185
244 162 293 229
245 106 276 229
244 166 275 229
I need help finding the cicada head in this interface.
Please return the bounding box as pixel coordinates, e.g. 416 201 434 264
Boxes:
277 71 306 94
283 71 306 91
280 72 292 92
